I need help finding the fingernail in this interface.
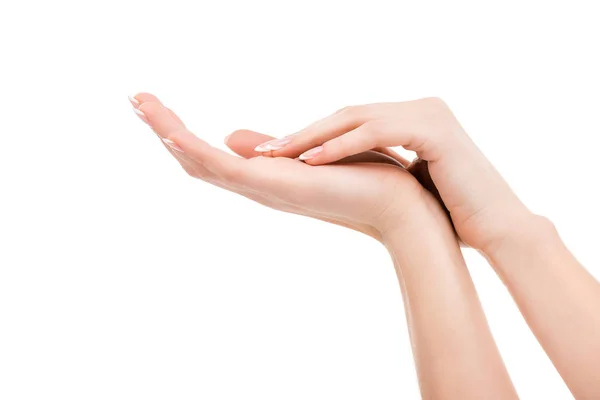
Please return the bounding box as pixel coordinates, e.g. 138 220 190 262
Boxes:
299 146 323 160
254 137 293 152
128 95 140 107
133 108 149 124
162 138 184 153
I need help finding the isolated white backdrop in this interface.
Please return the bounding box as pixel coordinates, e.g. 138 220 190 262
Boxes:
1 1 599 399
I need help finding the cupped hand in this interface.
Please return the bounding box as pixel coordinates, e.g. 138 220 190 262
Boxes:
254 98 535 254
130 94 444 241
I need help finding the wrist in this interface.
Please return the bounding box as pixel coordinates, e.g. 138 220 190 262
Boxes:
377 186 453 241
484 213 560 271
379 198 461 265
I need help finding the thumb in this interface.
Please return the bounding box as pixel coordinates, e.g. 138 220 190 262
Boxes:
224 129 276 159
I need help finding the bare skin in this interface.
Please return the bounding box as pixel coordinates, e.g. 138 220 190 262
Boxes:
130 93 599 399
254 98 600 400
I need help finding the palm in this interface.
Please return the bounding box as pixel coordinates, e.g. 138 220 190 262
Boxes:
224 137 425 240
133 95 426 240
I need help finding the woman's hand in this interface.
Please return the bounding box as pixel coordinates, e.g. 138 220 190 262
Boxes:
253 98 537 255
129 93 519 399
129 93 442 242
252 97 600 399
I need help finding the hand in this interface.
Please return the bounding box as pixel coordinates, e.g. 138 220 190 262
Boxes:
129 93 446 242
254 97 535 254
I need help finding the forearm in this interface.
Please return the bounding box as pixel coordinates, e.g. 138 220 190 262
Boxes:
488 216 600 399
383 205 517 400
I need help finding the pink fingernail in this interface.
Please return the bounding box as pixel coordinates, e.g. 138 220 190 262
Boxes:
254 137 293 152
133 108 149 124
299 146 323 160
162 138 184 153
128 95 140 107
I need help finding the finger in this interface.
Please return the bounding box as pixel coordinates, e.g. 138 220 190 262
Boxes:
130 93 185 127
224 129 276 158
141 110 379 225
164 128 250 184
129 100 287 207
138 101 186 138
256 105 381 159
129 92 162 108
136 98 298 194
136 102 218 172
299 118 442 166
132 96 295 200
170 129 324 207
130 101 365 228
164 128 317 213
229 129 409 170
133 97 216 179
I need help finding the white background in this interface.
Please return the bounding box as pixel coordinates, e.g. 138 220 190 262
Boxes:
1 1 599 399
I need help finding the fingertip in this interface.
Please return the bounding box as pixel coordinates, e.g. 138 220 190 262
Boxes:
128 95 140 108
302 157 328 166
223 129 277 159
133 92 163 106
137 100 163 117
298 146 324 162
223 129 250 147
302 157 321 165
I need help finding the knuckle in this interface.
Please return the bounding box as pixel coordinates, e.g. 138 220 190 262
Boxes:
339 104 364 118
420 97 454 120
335 105 352 114
416 97 458 132
362 120 387 144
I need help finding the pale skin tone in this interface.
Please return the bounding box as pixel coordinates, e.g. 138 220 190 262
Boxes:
130 93 599 399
